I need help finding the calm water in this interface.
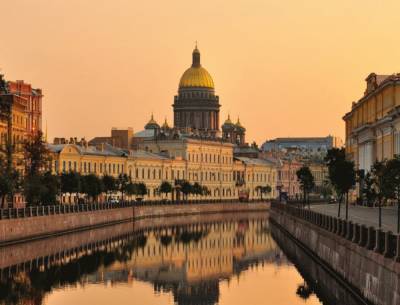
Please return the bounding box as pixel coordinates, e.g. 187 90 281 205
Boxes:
0 212 362 305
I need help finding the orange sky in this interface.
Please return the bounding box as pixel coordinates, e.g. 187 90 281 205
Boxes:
1 0 400 144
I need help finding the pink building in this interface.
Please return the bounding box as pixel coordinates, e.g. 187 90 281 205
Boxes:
277 159 302 199
8 80 43 137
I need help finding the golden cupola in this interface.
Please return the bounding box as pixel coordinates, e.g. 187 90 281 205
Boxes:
173 45 220 135
178 46 214 89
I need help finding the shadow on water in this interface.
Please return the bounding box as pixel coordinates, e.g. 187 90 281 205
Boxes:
0 213 370 305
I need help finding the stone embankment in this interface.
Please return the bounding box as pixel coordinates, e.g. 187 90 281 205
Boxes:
0 201 269 245
270 203 399 305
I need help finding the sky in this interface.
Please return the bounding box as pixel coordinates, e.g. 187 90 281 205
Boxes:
1 0 400 144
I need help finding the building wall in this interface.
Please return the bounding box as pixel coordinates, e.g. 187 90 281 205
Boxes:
50 141 278 201
344 74 400 171
8 80 42 136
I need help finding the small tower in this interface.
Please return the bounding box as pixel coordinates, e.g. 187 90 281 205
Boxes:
235 117 246 146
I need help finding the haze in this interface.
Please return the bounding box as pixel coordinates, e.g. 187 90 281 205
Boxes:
1 0 399 144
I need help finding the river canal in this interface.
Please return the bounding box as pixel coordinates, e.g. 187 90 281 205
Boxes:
0 212 364 305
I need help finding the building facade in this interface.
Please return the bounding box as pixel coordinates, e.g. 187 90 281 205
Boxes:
262 136 343 160
48 140 277 202
7 79 43 137
343 73 400 172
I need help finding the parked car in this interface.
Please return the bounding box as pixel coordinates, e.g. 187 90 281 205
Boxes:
329 196 337 204
108 198 120 204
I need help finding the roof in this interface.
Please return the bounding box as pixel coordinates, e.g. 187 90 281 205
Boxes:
235 157 277 167
130 150 169 160
47 143 127 157
134 129 155 138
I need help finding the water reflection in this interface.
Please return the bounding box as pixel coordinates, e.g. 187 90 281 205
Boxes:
0 213 365 305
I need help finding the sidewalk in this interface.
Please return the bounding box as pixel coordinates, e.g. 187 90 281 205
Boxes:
310 203 399 232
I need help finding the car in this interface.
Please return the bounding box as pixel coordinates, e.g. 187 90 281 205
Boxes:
108 198 120 204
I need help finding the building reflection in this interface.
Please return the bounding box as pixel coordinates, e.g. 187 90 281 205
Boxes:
0 216 282 305
84 218 279 305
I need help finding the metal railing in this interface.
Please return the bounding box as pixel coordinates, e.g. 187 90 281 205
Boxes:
271 201 400 263
0 199 267 220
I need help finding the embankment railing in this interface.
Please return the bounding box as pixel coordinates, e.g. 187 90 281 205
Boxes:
271 201 400 263
0 198 266 220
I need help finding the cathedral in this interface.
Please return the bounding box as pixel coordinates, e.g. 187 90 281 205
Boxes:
173 45 221 137
149 45 246 146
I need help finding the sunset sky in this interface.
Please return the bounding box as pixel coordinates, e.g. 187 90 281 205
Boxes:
1 0 400 144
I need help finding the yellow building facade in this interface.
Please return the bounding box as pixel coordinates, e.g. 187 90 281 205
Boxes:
48 139 277 201
343 73 400 171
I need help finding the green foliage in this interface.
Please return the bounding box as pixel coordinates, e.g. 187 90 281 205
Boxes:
102 175 116 195
158 181 173 198
117 174 130 200
381 156 400 200
24 172 60 206
81 174 103 202
296 166 315 194
0 157 19 207
40 172 60 205
126 182 148 198
325 148 356 198
60 172 81 194
362 172 377 206
370 160 390 202
24 131 50 177
255 185 272 199
134 182 147 197
180 180 192 198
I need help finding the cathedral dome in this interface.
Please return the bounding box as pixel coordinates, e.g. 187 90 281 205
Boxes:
145 114 160 130
222 114 235 131
179 46 214 89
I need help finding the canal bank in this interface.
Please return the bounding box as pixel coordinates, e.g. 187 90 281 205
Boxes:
0 201 269 245
270 204 400 305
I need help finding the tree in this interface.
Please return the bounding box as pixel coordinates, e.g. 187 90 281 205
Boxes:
370 160 390 229
296 166 315 208
102 175 116 201
296 282 313 300
125 182 136 201
256 185 272 200
24 172 60 206
117 174 130 201
362 172 377 207
192 182 203 197
384 156 400 233
158 181 173 200
60 172 81 203
180 180 193 202
40 172 60 205
0 157 19 208
81 174 103 203
325 148 356 219
24 131 50 177
135 182 147 197
0 93 14 179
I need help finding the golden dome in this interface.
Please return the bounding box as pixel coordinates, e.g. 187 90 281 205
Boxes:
179 46 214 89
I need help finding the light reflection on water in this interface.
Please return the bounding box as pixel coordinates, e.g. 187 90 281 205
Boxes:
0 213 360 305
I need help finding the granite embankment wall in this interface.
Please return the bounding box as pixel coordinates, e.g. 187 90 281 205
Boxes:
270 208 400 305
0 202 269 245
